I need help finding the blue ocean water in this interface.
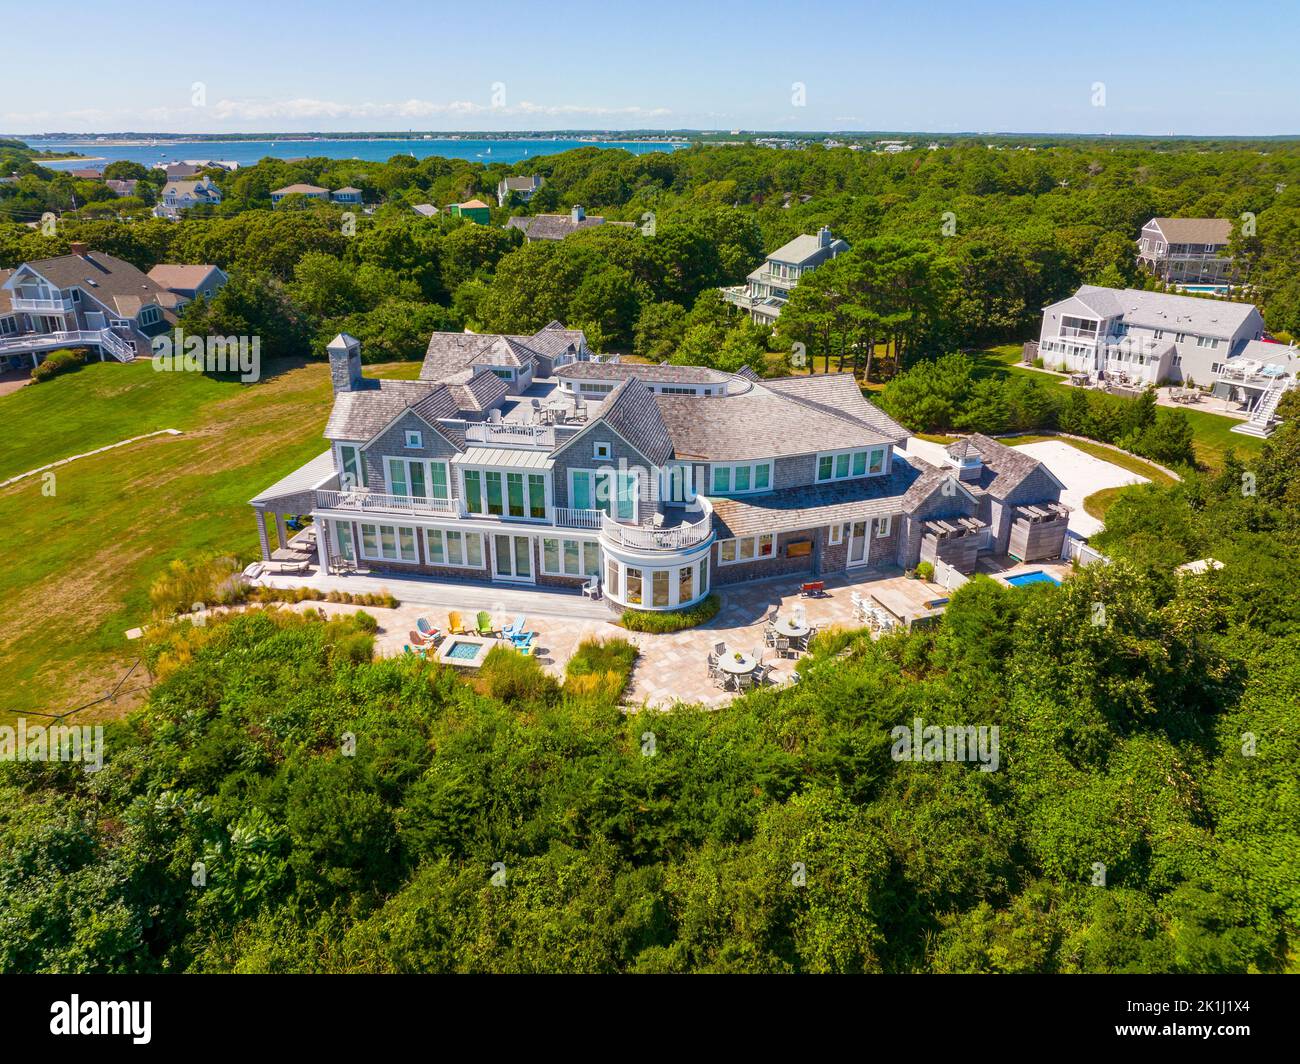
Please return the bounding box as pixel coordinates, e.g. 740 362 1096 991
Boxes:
30 137 686 170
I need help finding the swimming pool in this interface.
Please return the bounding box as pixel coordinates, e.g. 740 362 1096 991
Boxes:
1179 284 1230 295
1005 570 1061 588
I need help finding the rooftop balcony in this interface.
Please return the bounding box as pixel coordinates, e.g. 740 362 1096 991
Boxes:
601 497 714 552
315 489 458 516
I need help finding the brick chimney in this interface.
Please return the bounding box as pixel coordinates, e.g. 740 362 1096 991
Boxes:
327 333 364 393
69 241 89 257
571 204 585 222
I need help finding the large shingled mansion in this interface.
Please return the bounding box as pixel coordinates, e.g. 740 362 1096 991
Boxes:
249 323 1070 612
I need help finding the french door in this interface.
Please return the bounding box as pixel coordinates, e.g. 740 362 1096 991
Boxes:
334 522 356 561
847 520 870 567
492 533 535 583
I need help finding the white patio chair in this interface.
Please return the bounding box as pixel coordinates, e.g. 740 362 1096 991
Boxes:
581 576 601 599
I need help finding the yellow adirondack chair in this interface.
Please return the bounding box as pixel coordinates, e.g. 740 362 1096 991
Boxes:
448 610 464 634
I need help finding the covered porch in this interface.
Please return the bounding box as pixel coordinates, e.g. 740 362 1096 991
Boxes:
247 451 339 565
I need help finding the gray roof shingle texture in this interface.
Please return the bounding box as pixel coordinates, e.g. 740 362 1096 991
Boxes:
595 378 675 466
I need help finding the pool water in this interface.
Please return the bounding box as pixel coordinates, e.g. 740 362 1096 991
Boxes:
1005 571 1061 588
445 641 483 661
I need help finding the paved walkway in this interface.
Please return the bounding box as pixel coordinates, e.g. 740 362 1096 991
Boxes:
0 429 183 489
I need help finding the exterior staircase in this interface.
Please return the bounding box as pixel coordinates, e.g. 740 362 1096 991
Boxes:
1231 378 1289 438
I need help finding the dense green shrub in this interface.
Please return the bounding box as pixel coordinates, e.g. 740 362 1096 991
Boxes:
30 348 87 383
622 593 721 633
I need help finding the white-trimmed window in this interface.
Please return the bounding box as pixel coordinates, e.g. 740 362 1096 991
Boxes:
139 306 160 326
828 523 844 546
816 446 886 483
359 522 418 563
718 533 776 565
386 457 450 501
424 528 484 568
569 468 636 521
462 468 547 519
593 441 612 461
1196 335 1222 350
338 443 367 488
541 536 600 577
876 515 892 538
710 461 772 495
404 430 423 449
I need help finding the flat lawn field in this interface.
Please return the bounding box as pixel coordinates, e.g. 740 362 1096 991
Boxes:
0 358 411 721
973 344 1263 471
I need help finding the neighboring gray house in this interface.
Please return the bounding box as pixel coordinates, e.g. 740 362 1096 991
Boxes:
506 205 633 242
270 183 330 205
722 226 850 325
0 244 180 369
1032 284 1293 436
1137 218 1234 286
154 175 222 219
250 339 1070 609
497 174 543 207
146 264 229 306
331 186 363 205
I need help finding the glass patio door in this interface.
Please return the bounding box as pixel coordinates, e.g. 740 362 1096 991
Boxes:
492 533 534 583
847 521 870 567
335 522 355 561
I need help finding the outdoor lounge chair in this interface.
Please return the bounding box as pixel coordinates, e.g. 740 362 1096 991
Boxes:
410 629 433 647
581 576 601 599
511 631 535 651
448 611 464 634
476 611 494 636
416 617 439 638
502 614 526 639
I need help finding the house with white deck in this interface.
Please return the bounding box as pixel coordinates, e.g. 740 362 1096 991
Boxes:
722 226 849 325
0 245 182 369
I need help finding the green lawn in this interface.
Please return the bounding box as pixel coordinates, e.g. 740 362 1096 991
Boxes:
0 361 242 483
0 357 413 720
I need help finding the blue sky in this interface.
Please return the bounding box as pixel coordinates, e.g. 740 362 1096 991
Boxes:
6 0 1298 136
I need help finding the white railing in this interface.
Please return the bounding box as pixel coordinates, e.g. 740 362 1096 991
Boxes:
601 498 713 551
464 422 555 448
100 329 136 362
315 489 459 515
10 295 75 312
0 328 132 358
555 507 602 529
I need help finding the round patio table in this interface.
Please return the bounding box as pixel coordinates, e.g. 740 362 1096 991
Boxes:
773 618 811 640
718 652 759 676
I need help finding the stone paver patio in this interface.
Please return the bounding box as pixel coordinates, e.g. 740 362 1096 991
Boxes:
259 558 1072 711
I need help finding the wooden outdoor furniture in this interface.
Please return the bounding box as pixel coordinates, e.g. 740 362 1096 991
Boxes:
799 580 825 598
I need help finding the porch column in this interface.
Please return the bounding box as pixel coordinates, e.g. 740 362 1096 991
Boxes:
255 509 272 561
274 512 287 550
316 519 331 572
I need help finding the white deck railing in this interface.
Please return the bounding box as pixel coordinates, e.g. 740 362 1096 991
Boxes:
555 507 602 529
0 328 135 361
315 489 458 515
464 422 555 448
10 295 75 312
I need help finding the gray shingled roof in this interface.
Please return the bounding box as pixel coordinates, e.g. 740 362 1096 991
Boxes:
1065 285 1260 339
946 434 1049 496
762 373 910 442
1147 218 1232 245
448 369 510 412
249 450 339 506
654 381 895 461
764 230 849 266
523 321 586 360
325 379 470 449
505 214 635 240
17 251 171 319
595 378 675 466
710 456 926 537
555 361 730 385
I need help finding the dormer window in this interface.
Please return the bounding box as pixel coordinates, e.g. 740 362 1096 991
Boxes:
404 430 423 449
